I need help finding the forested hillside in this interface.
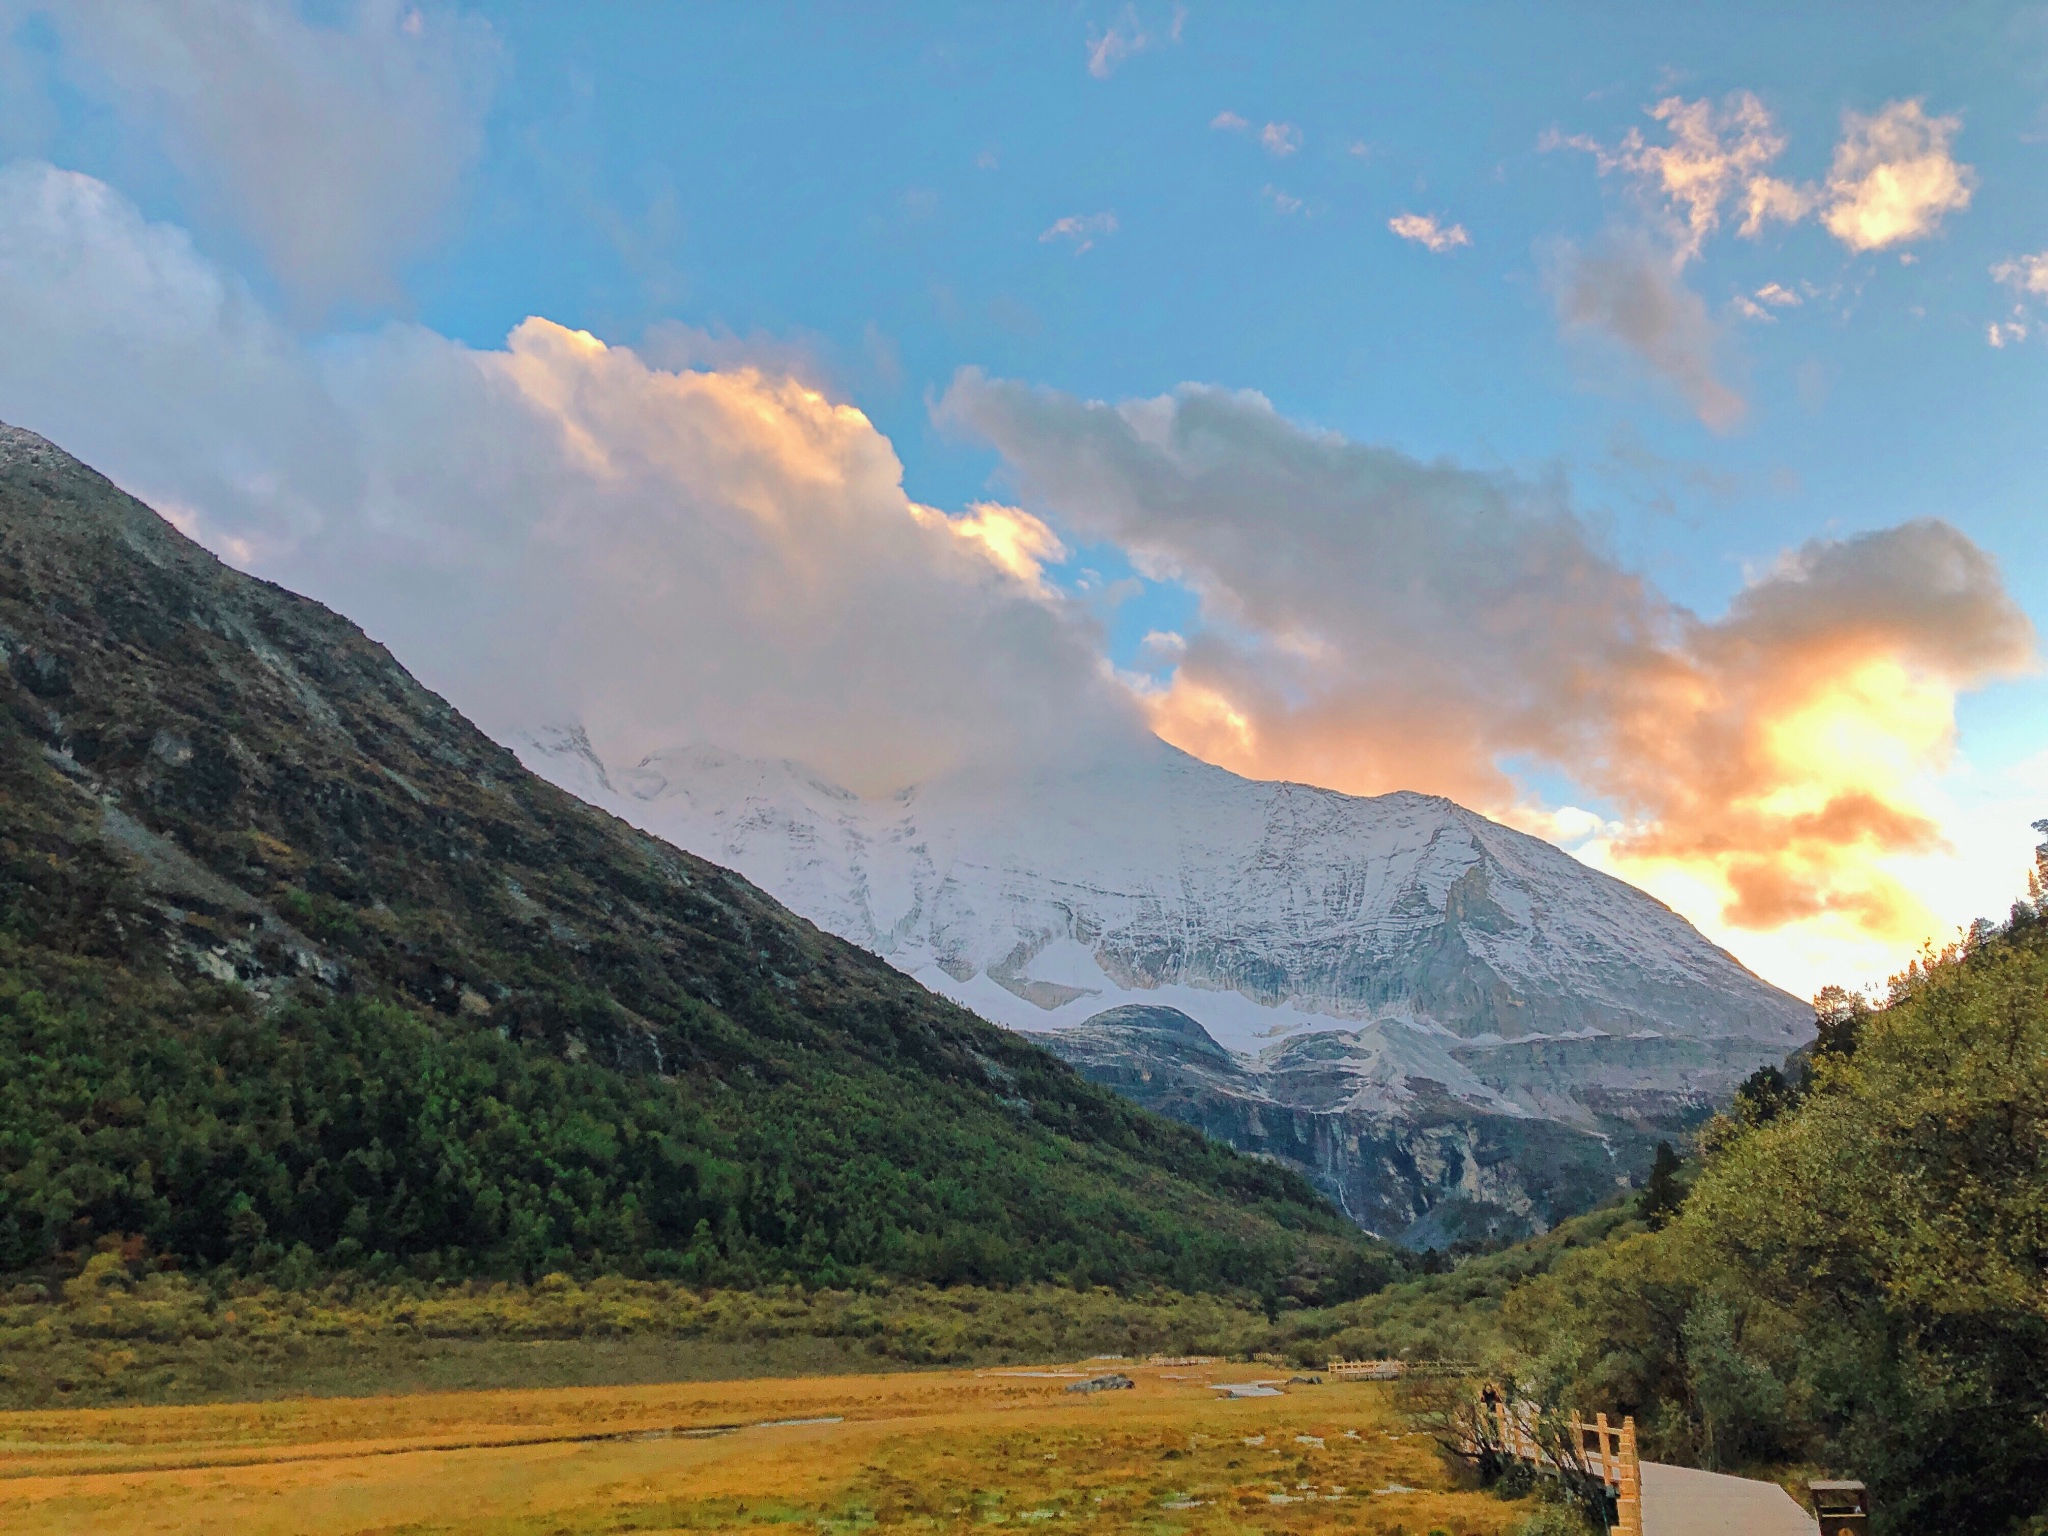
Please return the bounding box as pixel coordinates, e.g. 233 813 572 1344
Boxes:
1309 833 2048 1535
0 421 1397 1304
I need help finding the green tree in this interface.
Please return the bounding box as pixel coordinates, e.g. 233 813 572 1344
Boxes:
1809 984 1869 1061
1636 1142 1685 1230
1680 923 2048 1530
1679 1295 1785 1470
1729 1065 1796 1127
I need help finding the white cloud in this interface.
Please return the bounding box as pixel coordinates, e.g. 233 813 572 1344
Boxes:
1731 282 1801 323
1550 233 1745 430
941 371 2035 978
1545 95 1778 426
1737 99 1976 253
0 160 351 543
1993 251 2048 297
1556 92 1975 266
0 160 1134 792
1212 114 1302 159
2 155 2033 1000
1259 121 1302 157
1139 629 1187 665
1387 212 1470 253
1086 3 1183 78
918 501 1069 594
1820 100 1973 252
1508 803 1624 848
1988 252 2048 348
1553 92 1790 262
1546 91 1972 429
1039 211 1119 254
26 0 500 311
1632 93 1787 258
1262 185 1304 216
1740 174 1816 237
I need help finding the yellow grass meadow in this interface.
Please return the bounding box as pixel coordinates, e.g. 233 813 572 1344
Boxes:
0 1363 1529 1535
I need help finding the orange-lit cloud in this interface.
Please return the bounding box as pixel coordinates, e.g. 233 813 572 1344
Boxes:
1599 92 1790 261
1548 92 1976 430
1819 101 1973 252
943 374 2037 974
0 164 1134 797
1558 91 1975 259
914 500 1070 592
1542 95 1783 428
2 158 2033 1000
1589 527 2028 942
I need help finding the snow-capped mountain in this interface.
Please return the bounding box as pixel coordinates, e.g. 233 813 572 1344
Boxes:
517 726 1811 1243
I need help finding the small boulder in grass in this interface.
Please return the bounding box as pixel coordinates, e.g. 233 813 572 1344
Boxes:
1066 1373 1135 1394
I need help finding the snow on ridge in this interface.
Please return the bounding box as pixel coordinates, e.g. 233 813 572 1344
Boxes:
510 728 1808 1057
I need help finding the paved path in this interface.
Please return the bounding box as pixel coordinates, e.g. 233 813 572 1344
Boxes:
1641 1461 1817 1536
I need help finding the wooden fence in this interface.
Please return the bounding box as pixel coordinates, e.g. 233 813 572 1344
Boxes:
1480 1397 1641 1536
1327 1357 1479 1380
1326 1358 1405 1380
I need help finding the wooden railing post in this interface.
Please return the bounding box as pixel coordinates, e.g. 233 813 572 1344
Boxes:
1611 1415 1642 1536
1489 1395 1636 1536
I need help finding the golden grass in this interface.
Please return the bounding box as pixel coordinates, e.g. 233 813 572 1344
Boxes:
0 1364 1527 1535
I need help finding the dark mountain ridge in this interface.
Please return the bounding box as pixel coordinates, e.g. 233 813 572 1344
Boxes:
0 421 1392 1299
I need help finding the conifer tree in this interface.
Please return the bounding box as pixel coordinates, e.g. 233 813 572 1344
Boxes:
1637 1140 1685 1229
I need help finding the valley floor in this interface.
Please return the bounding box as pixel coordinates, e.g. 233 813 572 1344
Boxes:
0 1364 1523 1535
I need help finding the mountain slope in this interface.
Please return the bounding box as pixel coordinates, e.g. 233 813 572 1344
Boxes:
0 420 1392 1299
516 731 1811 1243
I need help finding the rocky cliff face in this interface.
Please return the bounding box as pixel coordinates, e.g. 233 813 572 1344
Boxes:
518 731 1813 1244
1039 1005 1722 1243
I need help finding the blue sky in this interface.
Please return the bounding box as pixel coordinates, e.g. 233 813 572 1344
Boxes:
1 1 2044 994
449 6 2044 713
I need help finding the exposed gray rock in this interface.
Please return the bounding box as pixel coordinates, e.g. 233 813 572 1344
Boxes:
516 733 1814 1242
1040 1005 1713 1243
